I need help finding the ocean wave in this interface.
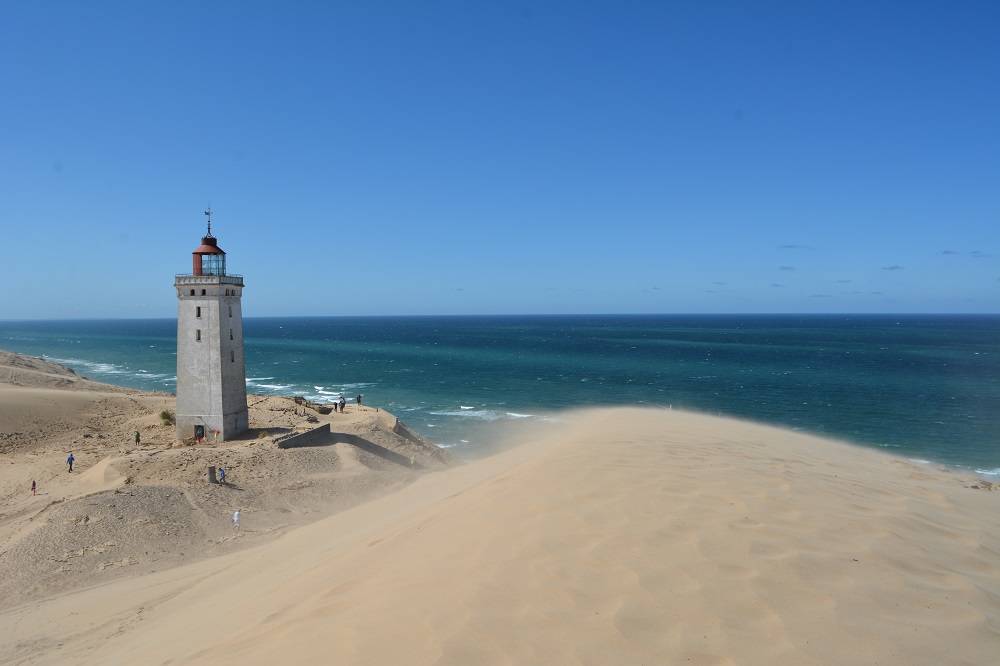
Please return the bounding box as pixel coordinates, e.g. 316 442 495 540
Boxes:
975 468 1000 477
303 394 337 404
429 410 504 421
48 357 129 375
460 406 475 410
429 409 535 422
252 383 296 391
246 377 276 381
43 356 180 389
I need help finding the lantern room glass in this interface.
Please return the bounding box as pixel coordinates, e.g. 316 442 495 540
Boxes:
201 253 226 276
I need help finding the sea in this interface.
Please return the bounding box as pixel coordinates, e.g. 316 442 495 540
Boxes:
1 315 998 473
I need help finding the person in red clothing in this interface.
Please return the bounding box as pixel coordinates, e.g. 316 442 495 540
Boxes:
31 480 36 496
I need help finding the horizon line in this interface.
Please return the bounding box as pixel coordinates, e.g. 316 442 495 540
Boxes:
3 311 1000 323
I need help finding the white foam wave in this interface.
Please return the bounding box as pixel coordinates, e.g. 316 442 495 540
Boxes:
303 394 337 404
49 357 128 375
975 468 1000 477
460 406 475 410
429 409 504 421
429 409 535 422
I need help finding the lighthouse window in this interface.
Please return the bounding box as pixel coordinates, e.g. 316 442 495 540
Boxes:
201 289 206 296
202 253 226 276
196 306 202 318
228 305 232 318
196 329 201 341
229 329 233 340
230 350 235 362
189 289 195 296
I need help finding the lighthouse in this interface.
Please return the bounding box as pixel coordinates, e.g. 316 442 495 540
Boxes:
174 210 249 441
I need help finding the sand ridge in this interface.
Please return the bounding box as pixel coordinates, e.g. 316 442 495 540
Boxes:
2 407 998 665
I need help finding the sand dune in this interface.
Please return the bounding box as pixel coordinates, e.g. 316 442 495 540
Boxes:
3 407 998 665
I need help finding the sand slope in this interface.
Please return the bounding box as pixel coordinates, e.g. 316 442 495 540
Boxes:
3 408 998 665
0 351 122 393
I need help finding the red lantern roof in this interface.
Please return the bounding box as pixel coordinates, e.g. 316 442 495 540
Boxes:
193 235 225 255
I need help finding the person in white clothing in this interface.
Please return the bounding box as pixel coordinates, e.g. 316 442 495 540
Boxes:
232 509 241 531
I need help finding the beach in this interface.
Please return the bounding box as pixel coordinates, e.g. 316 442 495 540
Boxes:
1 352 998 664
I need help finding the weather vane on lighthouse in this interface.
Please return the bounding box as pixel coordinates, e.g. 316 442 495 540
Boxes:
204 206 213 236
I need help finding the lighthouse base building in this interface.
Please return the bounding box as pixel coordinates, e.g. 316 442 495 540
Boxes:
174 216 249 442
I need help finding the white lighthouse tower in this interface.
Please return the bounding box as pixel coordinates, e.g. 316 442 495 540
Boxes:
174 210 248 442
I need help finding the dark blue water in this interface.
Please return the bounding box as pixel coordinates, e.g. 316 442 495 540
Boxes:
1 315 998 472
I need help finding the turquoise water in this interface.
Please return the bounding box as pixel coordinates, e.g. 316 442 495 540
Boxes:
1 315 998 472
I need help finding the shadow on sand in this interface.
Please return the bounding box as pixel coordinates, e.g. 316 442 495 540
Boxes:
281 431 421 469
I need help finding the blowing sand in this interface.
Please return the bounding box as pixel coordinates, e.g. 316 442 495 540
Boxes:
3 402 998 665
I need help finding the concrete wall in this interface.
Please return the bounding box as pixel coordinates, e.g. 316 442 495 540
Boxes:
175 275 248 441
274 424 331 449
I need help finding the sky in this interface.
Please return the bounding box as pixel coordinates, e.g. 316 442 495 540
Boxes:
1 1 998 318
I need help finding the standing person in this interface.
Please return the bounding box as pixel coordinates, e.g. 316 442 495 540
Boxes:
134 430 141 446
219 467 226 485
232 509 241 532
339 396 346 413
356 394 362 408
67 452 75 473
31 480 36 496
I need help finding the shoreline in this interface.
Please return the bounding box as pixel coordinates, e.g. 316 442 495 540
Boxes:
2 344 996 479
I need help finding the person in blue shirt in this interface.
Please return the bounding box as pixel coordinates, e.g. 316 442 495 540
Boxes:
219 467 226 485
66 452 75 473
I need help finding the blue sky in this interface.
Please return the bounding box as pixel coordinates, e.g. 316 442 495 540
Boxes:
1 1 998 318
